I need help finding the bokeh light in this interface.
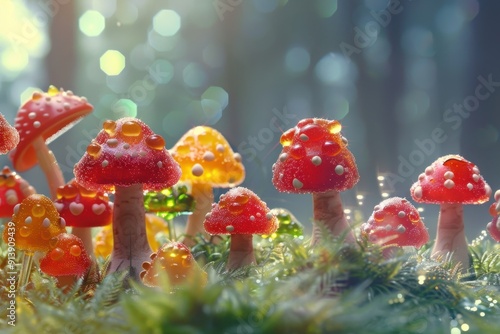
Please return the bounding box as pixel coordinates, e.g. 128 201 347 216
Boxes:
79 10 105 37
112 99 137 118
153 10 181 37
285 46 310 74
100 50 126 76
183 63 207 88
315 0 338 18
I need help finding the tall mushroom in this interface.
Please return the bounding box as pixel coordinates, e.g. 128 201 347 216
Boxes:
170 126 245 246
0 113 19 154
410 155 491 271
9 86 93 198
74 117 181 280
272 118 359 245
204 187 278 270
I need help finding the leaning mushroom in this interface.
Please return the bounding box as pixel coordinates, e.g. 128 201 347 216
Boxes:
39 233 92 292
360 197 429 250
0 166 36 219
9 86 93 198
487 190 500 242
410 154 491 271
272 118 359 245
74 118 181 280
0 113 19 154
170 126 245 246
204 187 278 270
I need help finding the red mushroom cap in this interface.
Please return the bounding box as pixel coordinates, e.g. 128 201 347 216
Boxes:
74 117 181 193
361 197 429 248
54 180 113 228
40 233 91 277
272 118 359 194
0 113 19 154
0 166 36 218
410 155 491 204
10 86 93 172
204 187 278 235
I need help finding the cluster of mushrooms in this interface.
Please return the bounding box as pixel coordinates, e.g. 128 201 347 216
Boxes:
1 86 499 293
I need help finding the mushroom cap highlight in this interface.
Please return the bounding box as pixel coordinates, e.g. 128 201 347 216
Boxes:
360 197 429 248
0 113 19 154
40 233 91 277
54 180 113 228
410 154 491 204
140 241 207 288
0 166 36 218
10 86 93 172
74 117 181 193
2 194 66 252
170 126 245 188
204 187 278 235
272 118 359 194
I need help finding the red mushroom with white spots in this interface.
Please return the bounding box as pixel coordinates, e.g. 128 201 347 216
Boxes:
204 187 278 270
74 117 181 280
410 154 491 271
272 118 359 245
9 86 93 198
0 113 19 154
361 197 429 251
0 166 36 219
487 189 500 242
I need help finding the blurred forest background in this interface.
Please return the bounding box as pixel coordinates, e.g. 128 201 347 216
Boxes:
0 0 499 239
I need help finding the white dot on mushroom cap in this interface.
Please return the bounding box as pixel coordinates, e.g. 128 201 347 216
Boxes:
139 151 147 157
63 103 71 110
467 183 473 190
335 165 344 175
266 212 273 220
60 217 66 228
495 190 500 202
123 144 130 150
33 121 41 128
203 151 215 161
205 212 211 219
384 225 392 231
28 112 36 119
311 156 322 166
192 164 204 177
444 171 454 179
398 211 406 218
234 153 242 162
42 218 50 228
54 202 64 212
279 173 283 180
444 179 455 189
396 225 406 233
279 153 288 162
293 178 303 189
418 173 425 181
226 225 234 232
374 205 380 211
102 160 109 167
107 139 119 147
250 215 255 221
425 167 434 175
341 136 348 144
5 189 18 206
115 152 123 158
485 184 492 196
472 174 480 182
216 144 224 153
157 161 163 168
413 186 423 199
473 166 480 174
256 213 261 218
24 216 32 224
299 134 309 141
13 204 20 214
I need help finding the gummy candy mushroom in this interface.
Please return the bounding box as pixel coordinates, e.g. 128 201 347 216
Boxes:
487 190 500 242
140 241 207 288
204 187 278 270
261 208 304 241
2 194 66 289
74 118 181 280
9 86 93 198
360 197 429 250
272 118 359 245
411 155 491 271
0 113 19 154
40 233 91 292
170 126 245 246
0 166 36 219
54 180 113 258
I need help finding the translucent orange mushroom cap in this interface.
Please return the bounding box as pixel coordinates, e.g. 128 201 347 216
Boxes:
0 113 19 154
2 194 66 253
40 233 91 277
74 117 181 193
140 241 207 288
0 166 36 218
170 126 245 188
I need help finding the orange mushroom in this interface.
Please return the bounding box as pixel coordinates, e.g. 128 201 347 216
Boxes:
170 126 245 246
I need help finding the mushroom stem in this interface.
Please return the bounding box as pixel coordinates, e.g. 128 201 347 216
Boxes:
107 184 152 281
32 136 65 199
227 234 255 271
17 251 34 292
432 203 470 272
183 183 213 246
311 190 355 246
71 227 95 260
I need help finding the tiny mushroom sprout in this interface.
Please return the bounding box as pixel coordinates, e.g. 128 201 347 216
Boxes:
2 194 66 289
54 179 113 258
0 112 19 154
140 241 207 289
9 86 93 198
261 208 304 241
0 166 36 219
487 189 500 242
170 126 245 246
272 118 359 245
410 154 491 271
74 117 181 280
39 233 92 292
360 197 429 250
204 187 278 270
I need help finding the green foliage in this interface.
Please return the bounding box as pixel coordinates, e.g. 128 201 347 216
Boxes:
0 229 499 333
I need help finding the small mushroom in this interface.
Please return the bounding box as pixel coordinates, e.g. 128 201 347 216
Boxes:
272 118 359 245
204 187 278 270
0 166 36 218
410 155 491 271
487 190 500 242
0 113 19 154
261 208 304 241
